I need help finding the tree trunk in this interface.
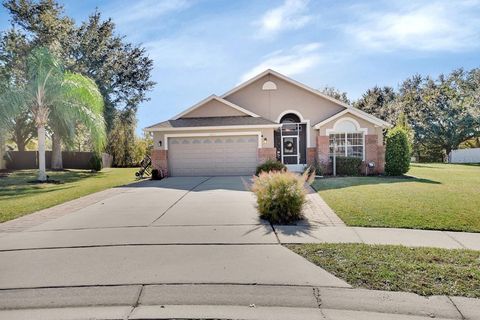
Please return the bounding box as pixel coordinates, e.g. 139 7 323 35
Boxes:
51 133 63 170
16 140 26 152
37 126 47 181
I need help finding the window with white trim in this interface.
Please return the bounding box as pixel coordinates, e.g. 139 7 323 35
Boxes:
329 132 364 159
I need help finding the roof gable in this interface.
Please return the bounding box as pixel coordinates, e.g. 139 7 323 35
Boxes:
314 108 391 128
172 95 260 120
222 69 391 127
222 69 351 109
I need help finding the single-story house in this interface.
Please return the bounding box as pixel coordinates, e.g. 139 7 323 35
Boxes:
145 69 391 177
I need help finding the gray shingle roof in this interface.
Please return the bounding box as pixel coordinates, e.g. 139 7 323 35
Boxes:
146 116 278 129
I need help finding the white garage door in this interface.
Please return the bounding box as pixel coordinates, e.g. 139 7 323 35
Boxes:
168 135 258 176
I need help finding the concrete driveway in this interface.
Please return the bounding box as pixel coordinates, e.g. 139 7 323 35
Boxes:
0 177 348 296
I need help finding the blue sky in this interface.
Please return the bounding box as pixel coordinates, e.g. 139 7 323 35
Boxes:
1 0 480 134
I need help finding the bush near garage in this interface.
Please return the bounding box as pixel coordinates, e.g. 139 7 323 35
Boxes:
255 159 287 176
334 156 362 176
151 169 162 180
385 127 411 176
251 170 306 224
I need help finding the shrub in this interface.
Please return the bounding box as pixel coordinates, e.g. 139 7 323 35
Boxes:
151 169 162 180
251 171 306 224
255 159 286 176
312 157 323 176
385 127 411 176
88 153 102 172
334 156 362 176
302 165 318 184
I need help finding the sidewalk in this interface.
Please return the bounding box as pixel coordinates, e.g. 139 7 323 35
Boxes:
275 225 480 250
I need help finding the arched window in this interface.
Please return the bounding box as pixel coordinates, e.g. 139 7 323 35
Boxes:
280 113 301 123
327 118 366 160
262 81 277 90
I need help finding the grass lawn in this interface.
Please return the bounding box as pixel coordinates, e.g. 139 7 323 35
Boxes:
312 163 480 232
288 243 480 298
0 168 139 223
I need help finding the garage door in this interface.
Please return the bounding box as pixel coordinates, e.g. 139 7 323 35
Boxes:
168 135 258 176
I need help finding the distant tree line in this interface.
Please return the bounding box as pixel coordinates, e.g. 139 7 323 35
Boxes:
321 68 480 162
0 0 155 167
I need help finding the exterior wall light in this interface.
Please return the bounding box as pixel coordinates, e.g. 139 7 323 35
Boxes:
158 140 162 147
366 161 376 176
263 137 268 144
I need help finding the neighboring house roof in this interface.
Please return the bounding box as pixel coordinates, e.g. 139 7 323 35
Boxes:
171 95 260 120
145 116 280 132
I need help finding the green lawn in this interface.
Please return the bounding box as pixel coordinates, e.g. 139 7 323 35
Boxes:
0 168 139 223
312 163 480 232
288 243 480 298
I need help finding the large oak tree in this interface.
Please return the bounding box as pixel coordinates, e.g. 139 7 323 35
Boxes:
2 0 155 167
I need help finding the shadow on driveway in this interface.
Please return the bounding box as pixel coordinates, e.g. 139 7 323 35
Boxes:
121 176 254 192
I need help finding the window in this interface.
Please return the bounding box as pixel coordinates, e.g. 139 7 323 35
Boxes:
329 133 364 159
262 81 277 90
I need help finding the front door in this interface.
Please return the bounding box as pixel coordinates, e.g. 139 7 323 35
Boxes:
282 136 299 165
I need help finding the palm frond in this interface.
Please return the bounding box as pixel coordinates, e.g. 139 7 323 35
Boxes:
56 72 106 152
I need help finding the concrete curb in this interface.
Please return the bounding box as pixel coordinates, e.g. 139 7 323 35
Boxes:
0 285 478 319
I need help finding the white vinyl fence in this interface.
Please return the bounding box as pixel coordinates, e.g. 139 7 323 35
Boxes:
448 148 480 163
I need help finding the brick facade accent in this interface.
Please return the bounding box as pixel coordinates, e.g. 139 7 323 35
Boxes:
377 144 385 173
307 147 317 165
316 134 385 175
316 135 330 172
151 149 168 177
362 134 380 174
258 147 277 163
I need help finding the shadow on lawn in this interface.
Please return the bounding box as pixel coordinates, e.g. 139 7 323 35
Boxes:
312 175 441 191
451 163 480 167
410 164 446 169
0 169 102 198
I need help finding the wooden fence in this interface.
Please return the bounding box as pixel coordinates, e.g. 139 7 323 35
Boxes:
4 151 112 170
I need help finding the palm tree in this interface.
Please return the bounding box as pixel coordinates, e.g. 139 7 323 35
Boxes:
0 47 105 181
49 72 106 169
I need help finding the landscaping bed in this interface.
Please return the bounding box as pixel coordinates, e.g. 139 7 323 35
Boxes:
312 163 480 232
0 168 138 223
288 243 480 298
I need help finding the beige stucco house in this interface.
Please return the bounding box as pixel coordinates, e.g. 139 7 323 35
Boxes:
145 69 391 177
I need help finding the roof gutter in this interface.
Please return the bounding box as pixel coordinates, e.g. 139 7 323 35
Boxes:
144 123 281 132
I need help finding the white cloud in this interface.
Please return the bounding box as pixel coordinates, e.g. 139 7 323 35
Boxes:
256 0 312 38
111 0 191 25
346 1 480 51
240 42 322 82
